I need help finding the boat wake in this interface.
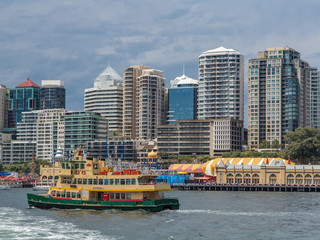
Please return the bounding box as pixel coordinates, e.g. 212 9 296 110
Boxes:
177 209 316 217
0 207 118 240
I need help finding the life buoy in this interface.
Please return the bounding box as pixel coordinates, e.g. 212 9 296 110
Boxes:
75 170 80 174
82 170 86 175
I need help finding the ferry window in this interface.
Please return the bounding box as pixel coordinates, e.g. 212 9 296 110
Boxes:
61 191 65 198
66 163 71 169
127 193 131 200
138 178 142 184
116 193 120 199
51 190 56 196
71 164 74 169
80 164 85 169
110 193 114 199
78 178 82 184
126 179 130 185
93 179 98 185
66 192 71 198
77 192 81 198
57 191 61 197
88 179 93 185
132 179 136 185
72 192 76 198
110 179 114 185
115 179 120 185
67 178 71 184
121 193 125 199
99 179 103 185
121 179 125 185
94 164 98 169
75 163 79 169
61 163 65 169
104 179 109 185
72 178 77 184
83 179 87 184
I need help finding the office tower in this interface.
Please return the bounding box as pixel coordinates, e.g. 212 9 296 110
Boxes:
123 65 150 139
198 46 244 121
8 78 40 129
53 111 108 155
168 74 198 124
248 47 310 150
84 65 123 134
310 67 320 129
0 85 8 131
40 80 66 109
136 69 167 140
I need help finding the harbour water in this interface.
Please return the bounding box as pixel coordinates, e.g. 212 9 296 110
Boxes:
1 188 320 239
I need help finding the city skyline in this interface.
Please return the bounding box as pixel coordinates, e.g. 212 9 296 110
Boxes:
1 0 320 129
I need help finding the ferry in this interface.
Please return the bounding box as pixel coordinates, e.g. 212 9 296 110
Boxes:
27 148 179 212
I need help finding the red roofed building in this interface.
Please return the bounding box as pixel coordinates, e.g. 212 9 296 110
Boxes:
7 77 41 129
16 77 40 88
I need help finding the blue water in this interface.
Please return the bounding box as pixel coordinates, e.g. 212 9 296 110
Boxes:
1 188 320 239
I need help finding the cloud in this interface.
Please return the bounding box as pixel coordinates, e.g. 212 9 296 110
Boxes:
0 0 320 124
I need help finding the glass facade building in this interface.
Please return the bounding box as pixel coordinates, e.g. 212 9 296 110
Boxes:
40 80 65 109
248 47 310 150
168 74 198 124
8 78 40 130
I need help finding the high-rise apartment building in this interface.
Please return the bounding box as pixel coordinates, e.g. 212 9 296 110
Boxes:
123 65 150 139
198 46 244 121
0 85 8 131
84 65 123 134
8 78 40 130
40 80 65 109
310 67 320 129
248 47 310 150
53 111 108 155
136 69 167 140
168 74 198 124
36 109 67 161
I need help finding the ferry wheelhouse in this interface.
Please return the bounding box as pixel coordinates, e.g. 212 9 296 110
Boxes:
27 148 179 211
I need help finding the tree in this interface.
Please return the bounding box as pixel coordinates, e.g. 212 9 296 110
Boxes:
285 127 320 164
259 140 270 149
271 139 280 149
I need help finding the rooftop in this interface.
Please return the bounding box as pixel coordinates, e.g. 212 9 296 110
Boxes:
16 78 40 88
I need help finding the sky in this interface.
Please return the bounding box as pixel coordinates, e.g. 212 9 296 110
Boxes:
1 0 320 127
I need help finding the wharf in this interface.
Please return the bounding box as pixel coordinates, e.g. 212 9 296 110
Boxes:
172 184 320 192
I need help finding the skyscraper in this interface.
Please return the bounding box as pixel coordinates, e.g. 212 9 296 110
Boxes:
135 69 167 140
248 47 310 150
198 46 244 121
84 65 123 134
310 67 320 129
123 65 150 139
8 78 40 130
168 74 198 124
40 80 65 109
0 85 8 131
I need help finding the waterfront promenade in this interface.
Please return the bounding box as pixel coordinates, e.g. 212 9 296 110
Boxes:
172 183 320 192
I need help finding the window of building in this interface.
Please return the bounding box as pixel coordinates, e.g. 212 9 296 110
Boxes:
252 174 259 184
244 174 251 184
235 174 242 184
287 174 294 185
269 174 277 185
296 174 303 185
305 174 312 185
227 174 234 184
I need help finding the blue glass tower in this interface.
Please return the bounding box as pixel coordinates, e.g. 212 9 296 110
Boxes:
168 75 198 124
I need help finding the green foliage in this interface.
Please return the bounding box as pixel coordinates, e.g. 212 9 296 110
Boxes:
221 150 283 158
0 162 3 171
285 127 320 164
259 140 270 149
271 139 280 149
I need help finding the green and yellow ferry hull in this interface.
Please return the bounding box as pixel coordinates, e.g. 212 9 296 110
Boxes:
27 193 179 212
